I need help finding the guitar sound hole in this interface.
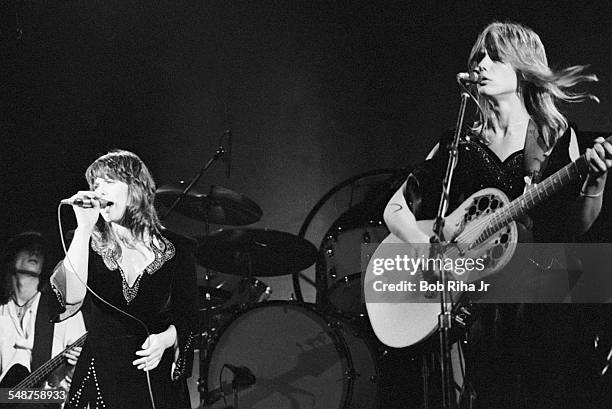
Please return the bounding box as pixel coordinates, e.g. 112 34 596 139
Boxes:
478 196 490 211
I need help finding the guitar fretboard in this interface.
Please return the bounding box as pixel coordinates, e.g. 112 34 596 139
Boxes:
13 332 87 390
476 155 590 244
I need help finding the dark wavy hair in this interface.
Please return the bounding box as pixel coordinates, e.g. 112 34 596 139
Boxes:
86 150 162 255
0 232 48 304
468 21 598 148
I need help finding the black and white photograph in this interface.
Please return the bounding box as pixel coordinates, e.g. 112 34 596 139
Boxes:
2 1 612 408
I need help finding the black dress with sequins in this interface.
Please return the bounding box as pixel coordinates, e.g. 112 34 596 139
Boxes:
50 229 198 409
406 125 580 239
405 126 600 408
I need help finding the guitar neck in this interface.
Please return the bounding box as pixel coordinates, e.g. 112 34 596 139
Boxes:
13 332 87 390
482 155 590 241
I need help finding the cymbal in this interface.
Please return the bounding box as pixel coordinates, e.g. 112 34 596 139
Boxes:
156 183 262 226
196 229 317 276
198 286 232 311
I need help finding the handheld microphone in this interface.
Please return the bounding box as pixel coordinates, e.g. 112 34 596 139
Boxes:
61 198 114 208
456 72 481 84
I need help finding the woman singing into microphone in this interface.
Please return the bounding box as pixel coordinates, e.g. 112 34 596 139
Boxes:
51 150 198 409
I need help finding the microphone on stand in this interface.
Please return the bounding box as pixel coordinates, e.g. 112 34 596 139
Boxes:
60 198 114 208
456 71 481 84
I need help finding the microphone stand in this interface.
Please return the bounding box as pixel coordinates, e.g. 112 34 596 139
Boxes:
432 84 470 409
160 131 229 220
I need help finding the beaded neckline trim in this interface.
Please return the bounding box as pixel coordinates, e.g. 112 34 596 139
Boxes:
91 235 175 304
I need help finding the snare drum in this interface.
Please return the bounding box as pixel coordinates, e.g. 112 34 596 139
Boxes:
203 301 379 409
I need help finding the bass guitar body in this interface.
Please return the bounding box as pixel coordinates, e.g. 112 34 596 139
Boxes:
0 364 29 388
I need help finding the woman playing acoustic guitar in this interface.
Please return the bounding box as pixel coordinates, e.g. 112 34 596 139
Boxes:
383 21 612 408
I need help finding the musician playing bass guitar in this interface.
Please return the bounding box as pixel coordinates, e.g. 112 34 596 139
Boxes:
0 232 86 407
381 21 612 408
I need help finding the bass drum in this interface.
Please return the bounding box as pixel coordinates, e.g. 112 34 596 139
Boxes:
204 301 379 409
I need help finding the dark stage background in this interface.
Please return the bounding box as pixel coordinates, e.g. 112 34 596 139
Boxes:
2 1 611 301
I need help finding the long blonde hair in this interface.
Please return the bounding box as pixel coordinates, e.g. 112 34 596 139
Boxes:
468 21 598 148
86 150 161 256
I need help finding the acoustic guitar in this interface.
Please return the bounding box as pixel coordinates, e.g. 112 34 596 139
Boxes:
365 140 599 348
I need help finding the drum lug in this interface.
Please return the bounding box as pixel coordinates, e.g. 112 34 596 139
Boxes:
326 232 338 241
327 320 343 330
343 369 378 384
343 369 359 380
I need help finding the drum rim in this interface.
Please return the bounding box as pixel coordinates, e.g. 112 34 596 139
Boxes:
294 168 407 302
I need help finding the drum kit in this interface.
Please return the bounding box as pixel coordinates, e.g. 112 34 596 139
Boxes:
157 169 418 409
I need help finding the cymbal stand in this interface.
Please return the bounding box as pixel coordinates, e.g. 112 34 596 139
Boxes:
238 251 255 310
198 318 214 408
198 205 216 408
160 130 230 220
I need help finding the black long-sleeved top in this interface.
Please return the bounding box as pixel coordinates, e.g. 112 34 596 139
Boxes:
51 229 198 409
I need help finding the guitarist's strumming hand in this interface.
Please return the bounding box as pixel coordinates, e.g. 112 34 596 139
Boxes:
63 346 81 367
42 344 82 392
583 136 612 189
575 136 612 234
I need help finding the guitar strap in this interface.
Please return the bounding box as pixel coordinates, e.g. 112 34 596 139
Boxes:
523 119 550 185
31 290 54 372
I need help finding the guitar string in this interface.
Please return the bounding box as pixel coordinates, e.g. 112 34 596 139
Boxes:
13 333 88 390
14 353 66 390
23 335 87 388
454 159 581 246
427 159 584 279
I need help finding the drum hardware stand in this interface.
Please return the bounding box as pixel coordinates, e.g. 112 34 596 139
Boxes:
198 190 216 408
197 330 213 408
430 86 471 409
160 130 231 220
162 130 229 409
236 252 255 310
